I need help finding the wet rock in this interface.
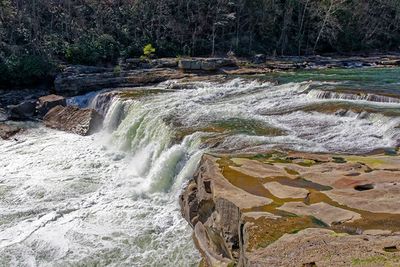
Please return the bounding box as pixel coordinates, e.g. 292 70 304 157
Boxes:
0 123 22 140
357 111 369 119
335 108 348 117
43 105 103 136
88 91 117 116
36 94 66 117
7 100 36 120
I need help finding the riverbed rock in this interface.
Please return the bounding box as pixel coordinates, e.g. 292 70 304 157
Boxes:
43 105 103 136
7 100 37 120
278 202 361 226
36 94 66 117
263 182 309 199
246 228 400 266
181 151 400 266
0 123 22 140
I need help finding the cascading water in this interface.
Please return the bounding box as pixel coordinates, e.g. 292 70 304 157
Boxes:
1 69 400 266
307 88 400 103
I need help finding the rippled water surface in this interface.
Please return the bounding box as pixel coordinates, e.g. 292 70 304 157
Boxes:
1 67 399 266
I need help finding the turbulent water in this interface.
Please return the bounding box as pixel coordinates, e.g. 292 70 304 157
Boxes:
1 68 400 266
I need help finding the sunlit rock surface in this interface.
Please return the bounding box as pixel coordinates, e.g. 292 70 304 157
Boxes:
43 105 103 136
181 151 400 266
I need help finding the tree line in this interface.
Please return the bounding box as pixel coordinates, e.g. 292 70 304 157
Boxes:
1 0 400 85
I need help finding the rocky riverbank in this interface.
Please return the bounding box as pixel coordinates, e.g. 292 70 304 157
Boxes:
52 54 400 95
180 151 400 266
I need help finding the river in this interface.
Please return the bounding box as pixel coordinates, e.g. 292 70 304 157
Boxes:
1 67 399 266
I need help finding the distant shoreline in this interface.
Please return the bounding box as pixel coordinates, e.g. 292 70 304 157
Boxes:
1 52 400 92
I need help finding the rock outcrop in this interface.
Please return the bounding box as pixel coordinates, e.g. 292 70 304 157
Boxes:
54 67 190 96
43 105 103 136
36 94 66 117
123 58 179 69
180 151 400 266
0 123 21 140
178 58 236 71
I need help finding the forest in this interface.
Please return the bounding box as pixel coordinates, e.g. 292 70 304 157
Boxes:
1 0 400 86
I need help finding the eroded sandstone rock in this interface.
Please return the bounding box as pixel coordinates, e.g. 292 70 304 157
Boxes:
247 228 400 267
43 105 103 136
264 182 309 199
181 151 400 266
278 202 361 226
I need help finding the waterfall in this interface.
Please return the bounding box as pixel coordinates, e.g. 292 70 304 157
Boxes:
100 79 400 155
2 74 400 266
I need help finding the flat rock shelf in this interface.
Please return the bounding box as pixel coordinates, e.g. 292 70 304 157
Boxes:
180 151 400 267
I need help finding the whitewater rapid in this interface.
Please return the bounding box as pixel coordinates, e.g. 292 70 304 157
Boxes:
104 79 399 154
1 76 399 266
0 126 201 266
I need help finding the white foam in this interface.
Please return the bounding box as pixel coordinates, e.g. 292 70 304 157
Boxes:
0 126 199 266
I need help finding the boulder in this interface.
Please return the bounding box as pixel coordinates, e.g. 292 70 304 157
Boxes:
0 123 21 140
36 94 66 117
7 100 36 120
43 105 103 136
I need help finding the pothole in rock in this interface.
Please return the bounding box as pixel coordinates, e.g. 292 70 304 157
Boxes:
384 246 399 253
354 184 375 191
